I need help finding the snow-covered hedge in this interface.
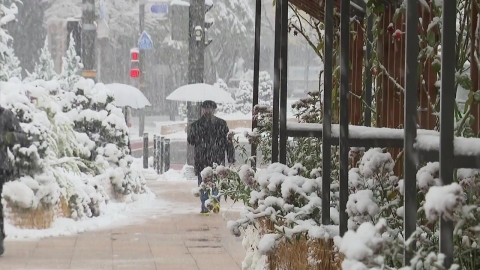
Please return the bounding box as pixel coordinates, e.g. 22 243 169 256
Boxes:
193 146 480 269
1 77 149 225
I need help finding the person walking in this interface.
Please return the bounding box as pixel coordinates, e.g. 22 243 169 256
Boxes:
0 106 29 256
187 100 235 215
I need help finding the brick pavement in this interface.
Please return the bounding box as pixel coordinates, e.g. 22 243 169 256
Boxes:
0 181 245 270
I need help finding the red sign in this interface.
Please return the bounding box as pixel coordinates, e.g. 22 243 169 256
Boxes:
130 69 140 78
131 51 139 61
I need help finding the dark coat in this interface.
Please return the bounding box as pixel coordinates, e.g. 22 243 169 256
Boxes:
0 107 29 172
187 115 235 175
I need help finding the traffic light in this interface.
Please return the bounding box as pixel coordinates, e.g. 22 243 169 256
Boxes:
130 48 140 78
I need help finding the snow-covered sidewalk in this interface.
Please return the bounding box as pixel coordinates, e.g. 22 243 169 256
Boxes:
2 180 245 270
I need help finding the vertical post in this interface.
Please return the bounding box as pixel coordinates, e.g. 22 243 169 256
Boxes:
364 15 373 127
138 3 146 136
322 0 334 225
272 0 281 163
153 134 158 171
279 0 288 164
187 0 205 165
160 137 165 174
251 0 262 169
404 0 419 264
164 139 171 172
339 0 349 237
143 132 149 169
439 0 456 267
81 0 96 81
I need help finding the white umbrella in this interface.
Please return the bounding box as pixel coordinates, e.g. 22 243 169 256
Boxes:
105 83 151 109
166 83 235 104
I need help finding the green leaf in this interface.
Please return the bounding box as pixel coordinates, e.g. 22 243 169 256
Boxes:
427 31 436 47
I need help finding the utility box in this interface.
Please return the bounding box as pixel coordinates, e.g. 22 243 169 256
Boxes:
170 3 189 41
66 19 82 58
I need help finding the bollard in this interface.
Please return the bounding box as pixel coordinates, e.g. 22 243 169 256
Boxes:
143 132 149 169
156 137 162 174
164 139 170 172
153 134 158 171
160 137 165 173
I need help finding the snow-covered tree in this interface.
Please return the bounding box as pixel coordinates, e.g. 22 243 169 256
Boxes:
235 80 253 115
205 0 254 82
29 37 57 81
59 33 83 90
215 78 235 114
43 0 167 43
0 1 20 81
0 43 21 81
258 71 273 107
178 102 187 119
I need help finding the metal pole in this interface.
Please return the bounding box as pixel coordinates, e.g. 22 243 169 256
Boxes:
164 139 171 172
81 0 96 81
322 0 334 225
153 134 158 171
160 137 165 174
439 0 456 267
143 132 149 169
404 0 419 264
186 0 205 166
138 3 146 136
279 0 288 164
272 0 281 163
251 0 262 169
339 0 349 237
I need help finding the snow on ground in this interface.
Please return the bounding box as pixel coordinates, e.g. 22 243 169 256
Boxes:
5 192 153 240
4 158 204 241
157 169 188 182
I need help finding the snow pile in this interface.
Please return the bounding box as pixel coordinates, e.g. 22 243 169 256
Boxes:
334 219 388 270
157 169 187 182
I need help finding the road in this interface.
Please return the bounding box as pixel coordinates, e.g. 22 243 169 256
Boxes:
131 140 263 166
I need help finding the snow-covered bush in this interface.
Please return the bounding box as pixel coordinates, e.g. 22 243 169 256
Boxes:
200 143 480 269
58 33 83 91
178 102 187 119
235 80 253 115
215 78 235 114
26 37 57 82
60 78 148 197
258 71 273 107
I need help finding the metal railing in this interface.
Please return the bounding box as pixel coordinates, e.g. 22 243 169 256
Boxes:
251 0 469 267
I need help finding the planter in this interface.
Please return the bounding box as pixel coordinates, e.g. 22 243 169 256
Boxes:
54 196 71 218
259 219 343 270
4 200 54 230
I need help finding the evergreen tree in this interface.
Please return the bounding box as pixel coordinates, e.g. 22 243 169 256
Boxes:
215 78 235 114
258 71 273 107
0 0 21 81
32 37 57 81
235 80 253 115
0 43 21 81
178 102 187 119
59 33 83 90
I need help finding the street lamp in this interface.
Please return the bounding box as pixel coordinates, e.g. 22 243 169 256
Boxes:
194 25 203 42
